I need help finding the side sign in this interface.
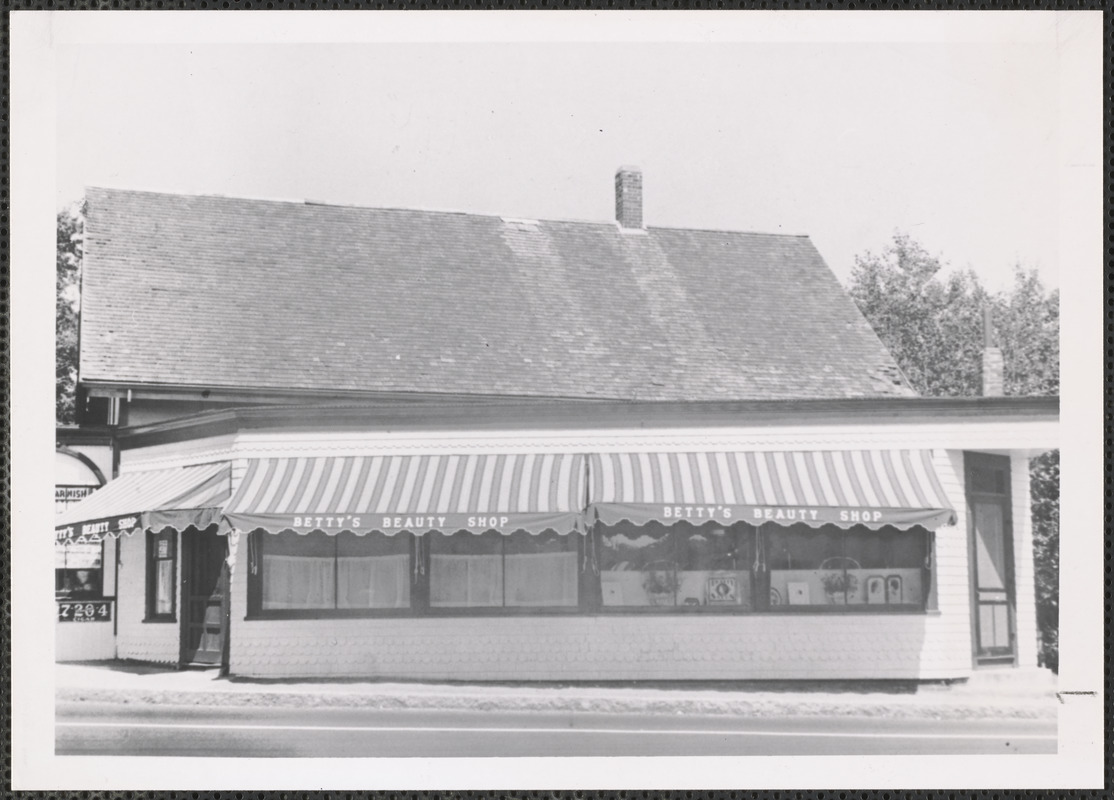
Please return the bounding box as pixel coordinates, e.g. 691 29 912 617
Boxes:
57 600 113 623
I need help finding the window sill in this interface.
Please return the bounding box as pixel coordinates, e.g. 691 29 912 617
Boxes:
245 606 586 621
242 606 939 620
143 616 177 624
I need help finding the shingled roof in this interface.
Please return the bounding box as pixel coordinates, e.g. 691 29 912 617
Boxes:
78 187 914 402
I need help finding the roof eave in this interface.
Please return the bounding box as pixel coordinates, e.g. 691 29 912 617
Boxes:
115 395 1060 450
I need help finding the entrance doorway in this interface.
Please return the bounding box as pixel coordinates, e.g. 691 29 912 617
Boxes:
964 453 1017 666
181 526 228 667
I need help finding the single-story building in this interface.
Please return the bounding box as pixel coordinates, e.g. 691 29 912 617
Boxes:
55 169 1058 680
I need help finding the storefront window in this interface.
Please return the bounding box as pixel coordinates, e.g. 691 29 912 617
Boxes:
245 522 930 616
55 541 104 600
146 529 177 620
430 531 504 608
766 523 927 609
429 530 579 609
599 521 755 609
262 530 411 610
263 530 336 610
337 531 411 609
504 531 579 607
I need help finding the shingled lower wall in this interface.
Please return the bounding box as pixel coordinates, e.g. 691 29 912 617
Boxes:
227 612 970 681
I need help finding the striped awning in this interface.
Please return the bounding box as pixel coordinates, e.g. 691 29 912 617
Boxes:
224 454 587 536
54 462 231 544
587 450 956 531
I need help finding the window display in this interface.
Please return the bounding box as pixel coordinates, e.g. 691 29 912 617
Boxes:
246 521 929 616
766 523 927 609
599 521 755 609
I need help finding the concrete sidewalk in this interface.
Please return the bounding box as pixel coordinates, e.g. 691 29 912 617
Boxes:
55 661 1059 721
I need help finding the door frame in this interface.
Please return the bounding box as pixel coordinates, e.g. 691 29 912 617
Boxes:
178 526 230 668
964 452 1018 667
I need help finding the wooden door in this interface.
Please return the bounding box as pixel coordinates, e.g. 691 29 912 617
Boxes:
965 453 1017 666
182 527 228 666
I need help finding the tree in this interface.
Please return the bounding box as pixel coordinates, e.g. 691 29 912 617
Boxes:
847 232 1060 671
57 203 83 425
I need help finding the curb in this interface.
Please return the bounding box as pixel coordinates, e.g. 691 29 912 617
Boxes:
57 685 1058 721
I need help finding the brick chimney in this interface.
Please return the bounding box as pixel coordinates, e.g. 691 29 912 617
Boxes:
982 307 1004 397
615 166 643 229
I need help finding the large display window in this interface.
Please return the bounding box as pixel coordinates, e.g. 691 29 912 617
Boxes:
429 530 578 608
765 523 928 609
260 530 412 611
598 520 756 610
246 522 929 617
248 528 579 617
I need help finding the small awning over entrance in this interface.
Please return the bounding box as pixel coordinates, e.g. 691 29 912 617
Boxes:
587 450 956 531
223 454 587 536
54 462 232 543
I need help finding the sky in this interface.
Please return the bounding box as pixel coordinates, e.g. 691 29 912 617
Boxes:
52 19 1079 292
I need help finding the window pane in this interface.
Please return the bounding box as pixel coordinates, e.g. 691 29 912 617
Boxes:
262 531 336 610
974 503 1007 590
56 568 102 599
767 524 843 607
504 531 578 607
676 523 754 610
767 525 928 608
599 521 677 607
843 526 925 606
336 532 411 609
155 559 174 615
430 531 503 607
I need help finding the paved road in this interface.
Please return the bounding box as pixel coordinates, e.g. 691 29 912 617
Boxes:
56 701 1057 757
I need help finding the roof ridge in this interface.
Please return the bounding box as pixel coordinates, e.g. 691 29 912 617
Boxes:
85 185 810 239
648 223 811 239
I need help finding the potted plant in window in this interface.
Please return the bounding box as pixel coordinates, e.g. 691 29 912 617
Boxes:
819 557 861 605
820 571 859 604
642 560 679 606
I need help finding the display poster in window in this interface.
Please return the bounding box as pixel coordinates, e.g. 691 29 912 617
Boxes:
54 542 102 570
57 600 112 623
705 576 738 605
157 538 170 559
786 582 810 605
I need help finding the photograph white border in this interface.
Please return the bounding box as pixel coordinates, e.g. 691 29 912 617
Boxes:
11 10 1104 790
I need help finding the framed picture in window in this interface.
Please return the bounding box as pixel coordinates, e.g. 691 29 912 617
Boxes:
866 575 886 604
706 576 738 605
886 574 904 604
